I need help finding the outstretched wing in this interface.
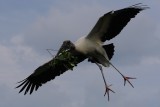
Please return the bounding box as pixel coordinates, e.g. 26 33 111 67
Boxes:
87 3 149 43
16 41 86 95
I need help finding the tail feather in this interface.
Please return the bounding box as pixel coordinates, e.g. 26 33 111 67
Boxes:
103 43 114 60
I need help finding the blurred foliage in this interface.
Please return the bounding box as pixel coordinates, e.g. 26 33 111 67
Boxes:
49 50 78 70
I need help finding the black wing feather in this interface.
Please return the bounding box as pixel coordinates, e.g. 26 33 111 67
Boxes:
30 84 35 94
19 81 30 93
25 82 32 95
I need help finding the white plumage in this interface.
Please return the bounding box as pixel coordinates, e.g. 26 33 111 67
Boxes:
75 36 110 67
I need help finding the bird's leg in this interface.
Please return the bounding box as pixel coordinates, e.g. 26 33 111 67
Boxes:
108 61 136 88
95 62 115 101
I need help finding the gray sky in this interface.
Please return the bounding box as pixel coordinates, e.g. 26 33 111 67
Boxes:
0 0 160 107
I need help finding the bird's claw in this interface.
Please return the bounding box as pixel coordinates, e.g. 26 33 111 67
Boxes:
123 76 136 88
104 84 115 101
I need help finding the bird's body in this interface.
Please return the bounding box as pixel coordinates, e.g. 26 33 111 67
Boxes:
75 36 109 67
16 3 148 97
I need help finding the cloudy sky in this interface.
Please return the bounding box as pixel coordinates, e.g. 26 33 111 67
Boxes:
0 0 160 107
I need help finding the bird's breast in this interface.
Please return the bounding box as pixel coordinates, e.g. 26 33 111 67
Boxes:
74 37 100 55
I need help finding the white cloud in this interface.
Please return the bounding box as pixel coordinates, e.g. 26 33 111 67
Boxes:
0 35 49 88
23 3 111 51
140 56 160 65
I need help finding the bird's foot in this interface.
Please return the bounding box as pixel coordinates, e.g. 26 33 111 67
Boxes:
108 61 136 88
123 76 136 88
104 84 115 101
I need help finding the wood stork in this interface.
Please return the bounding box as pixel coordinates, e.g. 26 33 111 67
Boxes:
16 3 148 100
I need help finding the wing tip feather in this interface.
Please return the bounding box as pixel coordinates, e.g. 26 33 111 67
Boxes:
129 3 150 10
16 76 41 95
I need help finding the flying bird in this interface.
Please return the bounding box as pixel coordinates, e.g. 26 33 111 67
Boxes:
16 3 148 100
